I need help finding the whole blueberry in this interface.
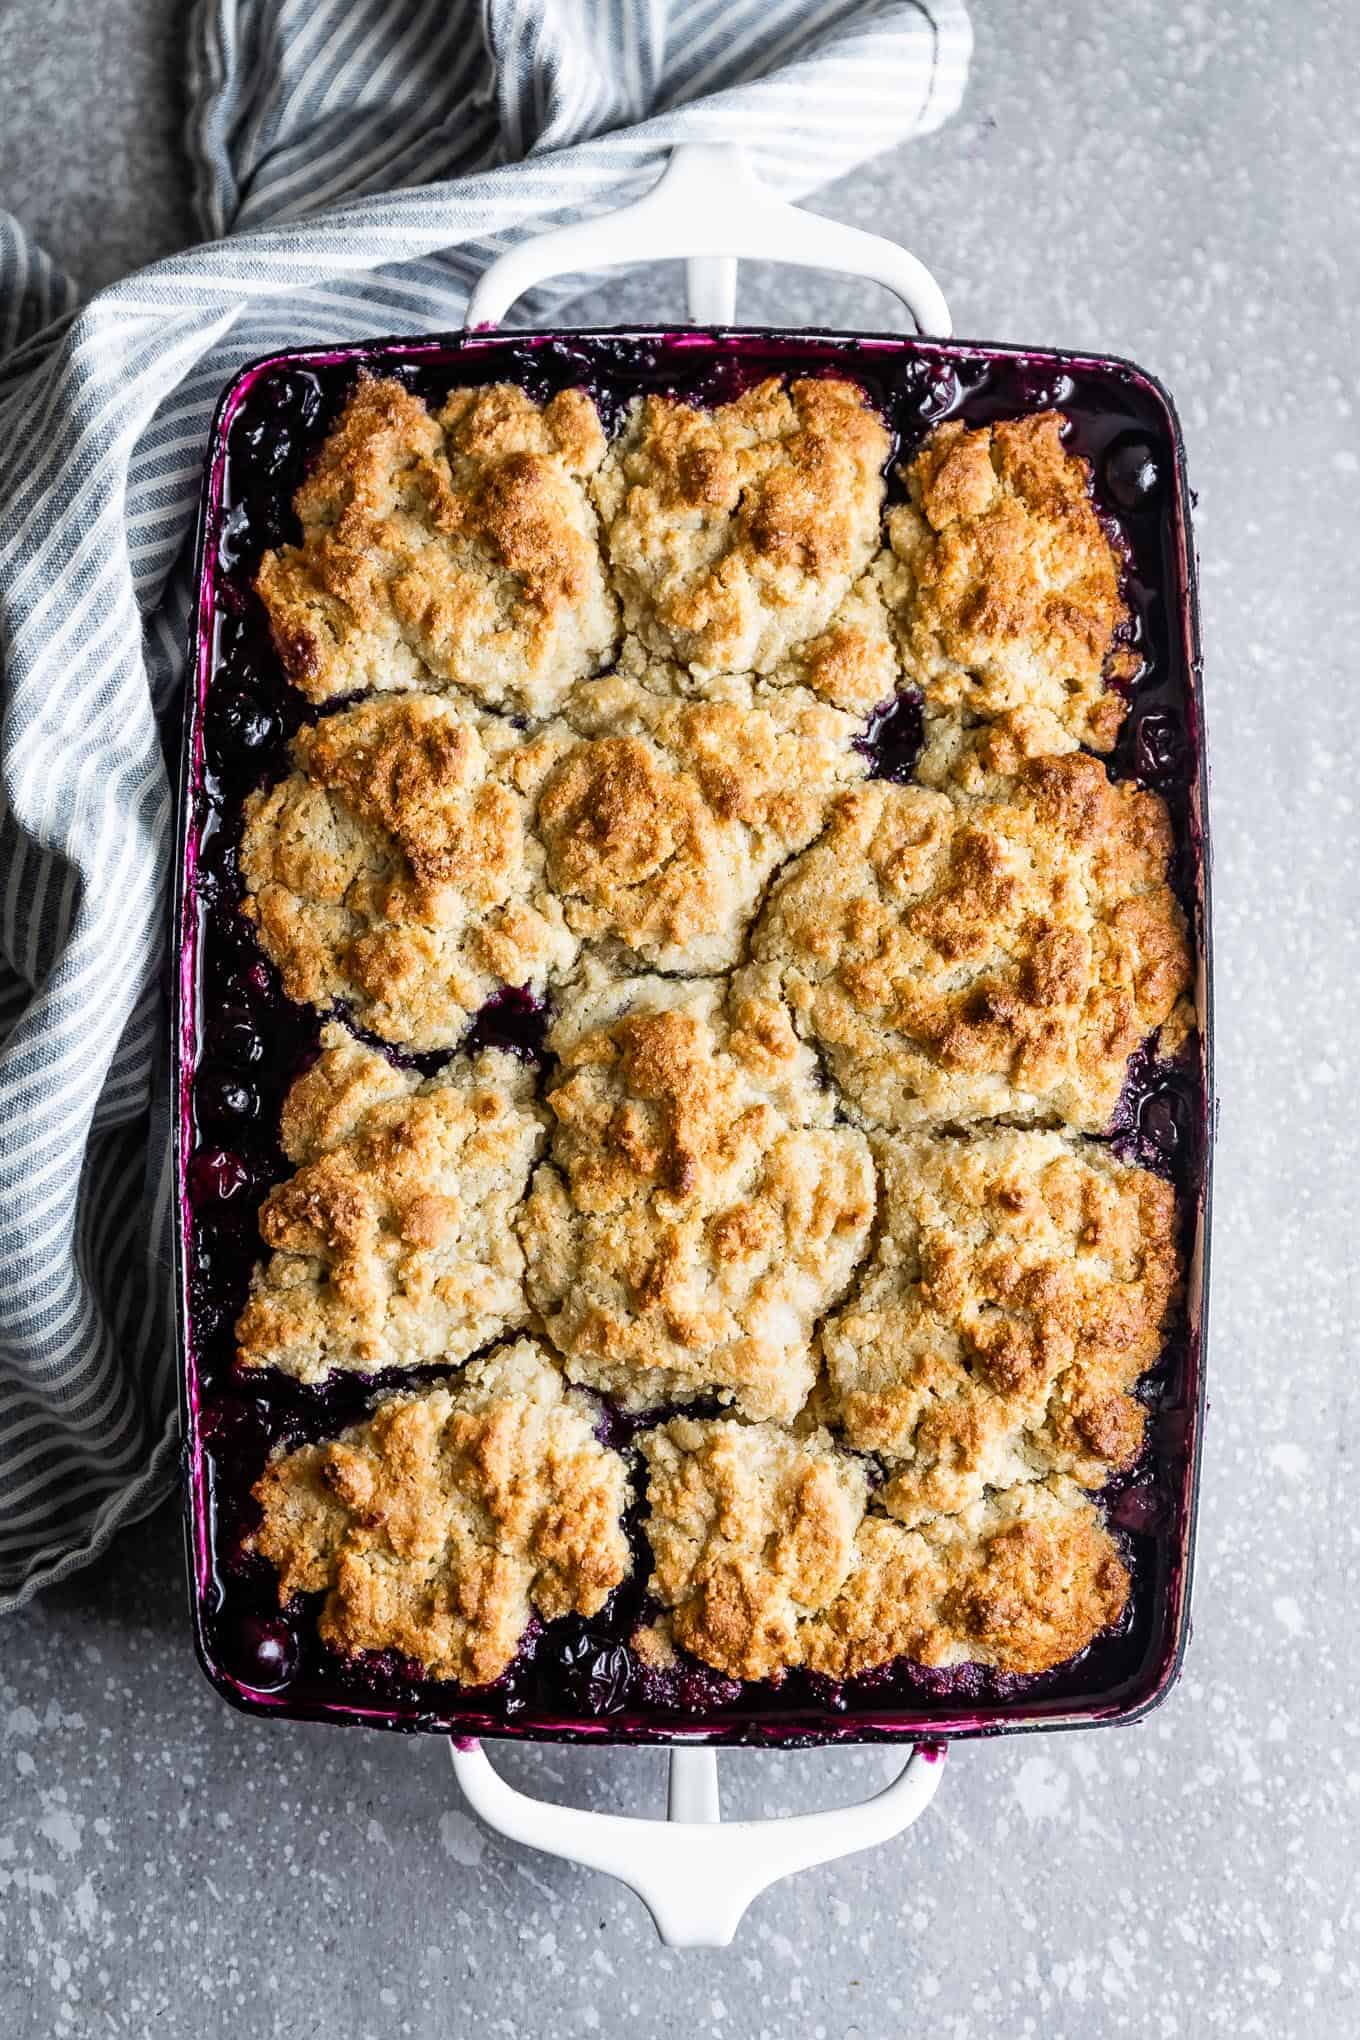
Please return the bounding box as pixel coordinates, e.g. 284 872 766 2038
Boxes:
195 841 238 909
223 960 274 1006
187 1146 253 1208
899 359 958 427
211 691 279 764
1138 1088 1184 1157
1026 372 1075 411
1109 1482 1164 1535
231 415 297 484
225 1614 298 1692
216 501 255 577
197 1070 261 1128
207 1015 266 1068
1134 708 1185 787
857 692 924 785
216 619 271 693
258 368 323 428
1105 435 1163 511
676 1664 741 1713
553 1630 632 1716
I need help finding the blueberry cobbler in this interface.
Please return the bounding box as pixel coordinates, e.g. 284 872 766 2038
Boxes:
183 334 1203 1739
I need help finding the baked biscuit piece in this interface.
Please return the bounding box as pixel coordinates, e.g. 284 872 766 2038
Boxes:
639 1417 868 1681
753 756 1192 1133
772 568 902 716
255 377 617 715
822 1130 1179 1523
876 412 1132 753
538 670 866 973
517 968 876 1419
250 1340 631 1686
240 695 577 1049
594 378 890 678
798 1479 1130 1679
236 1024 545 1381
912 694 1078 793
610 566 901 719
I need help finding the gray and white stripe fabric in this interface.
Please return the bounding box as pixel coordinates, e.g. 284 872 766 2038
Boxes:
0 0 971 1608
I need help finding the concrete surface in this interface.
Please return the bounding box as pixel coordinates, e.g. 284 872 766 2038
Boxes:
2 2 1358 2035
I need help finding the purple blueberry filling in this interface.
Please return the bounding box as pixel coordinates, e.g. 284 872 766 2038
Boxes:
550 1631 634 1717
462 985 550 1063
1110 1041 1200 1188
180 330 1206 1744
1130 706 1186 790
856 691 925 783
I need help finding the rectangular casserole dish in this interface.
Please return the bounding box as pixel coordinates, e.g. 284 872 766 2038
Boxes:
173 314 1211 1755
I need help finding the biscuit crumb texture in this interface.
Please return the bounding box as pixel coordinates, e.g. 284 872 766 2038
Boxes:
754 758 1191 1132
639 1417 1129 1681
594 378 890 677
250 1341 631 1685
639 1418 868 1680
798 1479 1130 1679
609 567 901 719
518 969 875 1419
255 377 618 715
823 1129 1180 1522
877 413 1131 753
538 669 865 972
236 1025 545 1380
240 694 577 1047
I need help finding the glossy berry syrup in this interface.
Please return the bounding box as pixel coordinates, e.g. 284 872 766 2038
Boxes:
175 327 1210 1747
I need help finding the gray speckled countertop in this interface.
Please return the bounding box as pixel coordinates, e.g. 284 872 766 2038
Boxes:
2 3 1358 2035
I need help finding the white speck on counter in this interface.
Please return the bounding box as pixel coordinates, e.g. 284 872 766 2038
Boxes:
1012 1757 1069 1823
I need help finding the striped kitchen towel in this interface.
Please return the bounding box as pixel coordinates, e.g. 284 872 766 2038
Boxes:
0 0 971 1606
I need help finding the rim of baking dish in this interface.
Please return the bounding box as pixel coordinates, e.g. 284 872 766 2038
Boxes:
171 325 1213 1747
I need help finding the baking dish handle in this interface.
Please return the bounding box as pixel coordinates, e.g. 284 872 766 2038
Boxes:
449 1738 945 1947
463 143 951 334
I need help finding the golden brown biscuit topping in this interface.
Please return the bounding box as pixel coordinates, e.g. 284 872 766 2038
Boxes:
754 757 1191 1133
822 1129 1179 1523
877 412 1131 753
638 1422 1129 1683
639 1418 868 1681
537 670 865 972
798 1480 1130 1680
604 567 902 719
255 377 617 715
517 968 875 1420
594 377 890 676
239 694 577 1048
250 1341 631 1685
236 1024 545 1381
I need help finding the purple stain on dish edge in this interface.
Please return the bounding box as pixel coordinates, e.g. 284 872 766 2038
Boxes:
178 328 1208 1745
